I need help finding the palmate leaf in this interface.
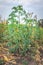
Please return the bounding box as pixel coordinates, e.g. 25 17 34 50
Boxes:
8 16 18 23
8 17 14 23
9 13 17 17
29 19 34 22
12 7 17 10
18 11 23 16
9 11 14 15
13 19 18 23
17 5 23 11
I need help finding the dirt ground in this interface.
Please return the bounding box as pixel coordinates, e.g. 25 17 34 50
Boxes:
0 43 43 65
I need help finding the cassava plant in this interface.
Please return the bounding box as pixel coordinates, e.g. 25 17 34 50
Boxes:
6 5 40 56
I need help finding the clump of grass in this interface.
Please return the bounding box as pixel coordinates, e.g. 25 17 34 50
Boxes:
22 60 28 65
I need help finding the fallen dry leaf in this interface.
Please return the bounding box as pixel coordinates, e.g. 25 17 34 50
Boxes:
35 54 41 62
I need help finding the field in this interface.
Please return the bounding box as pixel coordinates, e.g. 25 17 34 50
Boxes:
0 23 43 65
0 5 43 65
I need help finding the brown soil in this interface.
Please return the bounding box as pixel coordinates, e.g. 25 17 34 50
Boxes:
0 43 43 65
